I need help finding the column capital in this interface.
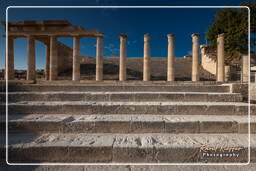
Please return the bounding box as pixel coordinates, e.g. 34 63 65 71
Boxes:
218 33 225 38
144 34 150 41
119 34 128 38
144 34 150 37
192 33 200 37
49 35 57 39
73 35 81 39
200 44 208 49
27 35 36 39
167 34 175 38
97 35 104 39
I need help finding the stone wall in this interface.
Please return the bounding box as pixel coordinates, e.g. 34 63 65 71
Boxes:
201 50 217 75
251 83 256 101
56 41 73 73
37 37 73 75
57 57 215 81
200 46 240 81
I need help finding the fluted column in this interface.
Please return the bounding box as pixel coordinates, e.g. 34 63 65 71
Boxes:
119 34 127 81
49 36 58 81
45 43 50 80
192 33 200 82
27 36 36 80
167 34 175 81
217 33 225 82
242 55 249 82
143 34 151 81
6 37 14 80
72 36 80 81
96 36 103 81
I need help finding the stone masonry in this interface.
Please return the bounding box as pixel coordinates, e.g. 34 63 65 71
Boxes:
2 20 102 80
0 81 254 163
1 20 253 164
3 20 240 83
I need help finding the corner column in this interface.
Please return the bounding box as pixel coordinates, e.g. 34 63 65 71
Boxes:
72 36 80 81
167 34 175 81
45 43 50 80
217 33 225 82
27 36 36 80
119 34 127 81
49 36 58 81
6 37 14 80
242 55 249 82
96 36 103 81
192 33 200 82
143 34 151 81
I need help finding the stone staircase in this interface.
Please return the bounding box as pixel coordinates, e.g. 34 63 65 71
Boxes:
0 82 255 163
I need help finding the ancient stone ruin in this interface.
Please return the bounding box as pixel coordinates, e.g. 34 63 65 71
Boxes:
3 20 102 81
0 20 253 164
2 20 249 82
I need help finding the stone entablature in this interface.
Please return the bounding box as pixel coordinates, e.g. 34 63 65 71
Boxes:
4 20 101 38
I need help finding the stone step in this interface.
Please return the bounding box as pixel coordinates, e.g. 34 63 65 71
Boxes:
1 101 249 115
0 92 243 102
1 114 254 134
2 133 254 163
4 84 231 92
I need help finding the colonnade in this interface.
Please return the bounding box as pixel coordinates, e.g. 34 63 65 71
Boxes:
6 33 248 82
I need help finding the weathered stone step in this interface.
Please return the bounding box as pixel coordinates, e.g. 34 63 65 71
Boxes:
1 101 249 115
0 92 243 102
4 84 231 92
2 133 253 163
2 114 254 134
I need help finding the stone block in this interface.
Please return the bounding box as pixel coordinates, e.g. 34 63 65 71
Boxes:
130 115 164 133
112 135 155 162
200 121 238 133
165 121 199 133
184 93 207 102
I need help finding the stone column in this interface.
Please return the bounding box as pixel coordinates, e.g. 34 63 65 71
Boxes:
27 36 36 80
242 55 249 82
217 33 225 82
45 43 50 80
143 34 151 81
167 34 175 81
49 36 58 81
119 34 127 81
6 37 14 80
72 36 80 81
191 33 200 82
96 36 103 81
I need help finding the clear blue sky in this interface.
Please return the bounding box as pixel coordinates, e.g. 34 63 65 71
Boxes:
0 0 252 69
